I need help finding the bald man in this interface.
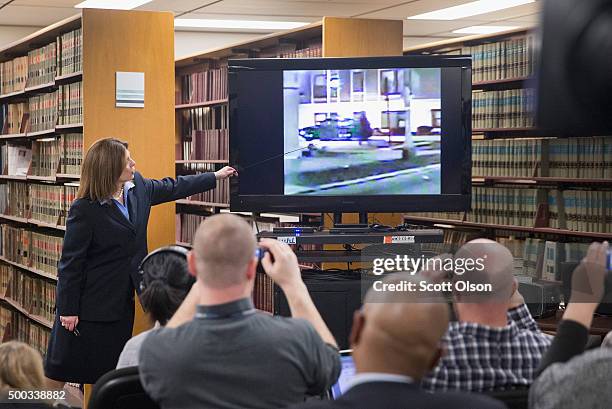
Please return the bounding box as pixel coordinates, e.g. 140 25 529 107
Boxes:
139 214 340 409
288 274 506 409
421 239 552 392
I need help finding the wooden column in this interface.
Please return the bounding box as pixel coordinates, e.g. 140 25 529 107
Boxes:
82 8 175 336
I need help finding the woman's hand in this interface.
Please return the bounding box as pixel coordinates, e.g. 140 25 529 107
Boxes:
214 166 238 180
60 315 79 332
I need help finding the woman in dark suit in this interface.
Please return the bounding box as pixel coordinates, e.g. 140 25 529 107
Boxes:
44 138 236 386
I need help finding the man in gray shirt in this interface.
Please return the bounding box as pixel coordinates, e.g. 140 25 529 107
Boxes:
139 214 340 409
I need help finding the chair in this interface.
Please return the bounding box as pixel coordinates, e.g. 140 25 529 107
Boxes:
88 366 160 409
483 387 529 409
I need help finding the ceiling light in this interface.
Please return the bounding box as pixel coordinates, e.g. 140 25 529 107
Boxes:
408 0 535 20
174 19 309 30
75 0 153 10
453 25 520 34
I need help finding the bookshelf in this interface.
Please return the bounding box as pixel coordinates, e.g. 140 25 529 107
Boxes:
0 8 175 362
404 29 612 284
174 17 404 309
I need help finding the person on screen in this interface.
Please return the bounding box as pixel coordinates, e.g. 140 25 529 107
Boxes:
139 214 340 409
45 138 236 388
357 112 373 144
116 245 194 369
287 275 505 409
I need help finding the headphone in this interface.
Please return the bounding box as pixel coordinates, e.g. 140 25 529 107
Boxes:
138 245 190 293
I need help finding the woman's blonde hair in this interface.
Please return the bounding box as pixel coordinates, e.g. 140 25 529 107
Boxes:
0 341 45 391
77 137 128 202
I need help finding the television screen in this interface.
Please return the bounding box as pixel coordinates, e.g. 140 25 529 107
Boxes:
229 56 471 213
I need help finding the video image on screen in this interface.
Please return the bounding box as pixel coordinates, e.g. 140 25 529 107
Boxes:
283 68 441 195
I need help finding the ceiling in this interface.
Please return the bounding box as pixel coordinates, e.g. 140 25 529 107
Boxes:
0 0 541 44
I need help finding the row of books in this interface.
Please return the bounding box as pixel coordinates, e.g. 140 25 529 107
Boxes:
186 175 229 204
0 103 27 134
60 133 83 175
410 187 612 233
176 212 279 245
547 137 612 178
0 225 63 276
472 88 535 129
467 187 545 227
0 57 28 95
28 92 58 133
472 137 612 179
1 182 28 218
58 28 82 76
548 190 612 233
31 134 83 177
0 305 50 357
0 28 82 95
1 181 78 225
179 105 228 139
0 305 9 340
27 42 57 88
177 65 228 105
0 83 83 134
176 212 208 244
180 129 229 161
1 263 56 324
472 138 544 178
254 272 275 313
1 134 83 177
57 81 83 125
278 45 322 59
498 237 589 282
460 35 536 83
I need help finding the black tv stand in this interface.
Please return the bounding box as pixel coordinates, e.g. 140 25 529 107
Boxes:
331 212 370 233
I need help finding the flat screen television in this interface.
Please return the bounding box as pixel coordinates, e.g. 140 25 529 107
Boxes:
228 56 472 213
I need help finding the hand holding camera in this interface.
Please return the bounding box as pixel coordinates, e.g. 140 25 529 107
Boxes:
257 238 303 291
570 241 610 306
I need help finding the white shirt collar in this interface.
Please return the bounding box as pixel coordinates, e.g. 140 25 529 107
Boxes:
347 372 414 391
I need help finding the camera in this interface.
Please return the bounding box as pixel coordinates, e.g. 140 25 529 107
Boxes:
255 247 268 262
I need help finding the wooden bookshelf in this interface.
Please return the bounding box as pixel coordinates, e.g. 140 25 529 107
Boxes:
0 296 53 329
473 127 536 133
0 214 67 232
472 176 612 186
0 133 26 140
176 199 229 208
55 71 82 83
0 9 174 362
176 159 228 164
472 76 532 89
175 99 228 110
0 256 58 281
55 123 83 130
404 28 612 285
403 215 612 239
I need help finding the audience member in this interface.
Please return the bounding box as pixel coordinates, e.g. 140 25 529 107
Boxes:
529 241 610 409
0 341 56 408
421 239 552 392
116 246 194 368
288 274 506 409
139 214 340 409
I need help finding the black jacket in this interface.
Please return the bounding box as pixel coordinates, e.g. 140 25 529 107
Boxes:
289 381 507 409
55 171 216 321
